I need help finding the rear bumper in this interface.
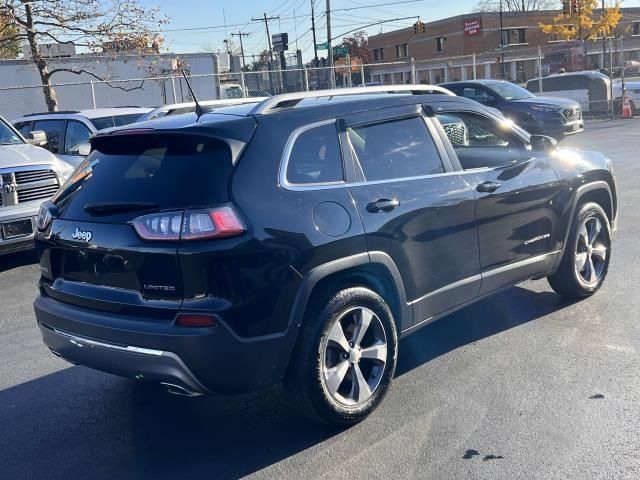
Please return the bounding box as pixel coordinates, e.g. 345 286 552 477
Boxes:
41 323 208 396
34 294 292 394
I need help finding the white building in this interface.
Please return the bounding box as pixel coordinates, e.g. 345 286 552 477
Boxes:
0 52 227 120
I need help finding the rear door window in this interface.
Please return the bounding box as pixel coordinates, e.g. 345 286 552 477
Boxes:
347 116 444 182
55 134 233 223
286 122 344 185
33 119 66 154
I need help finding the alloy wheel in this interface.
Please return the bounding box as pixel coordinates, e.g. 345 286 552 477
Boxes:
321 306 388 407
574 216 608 286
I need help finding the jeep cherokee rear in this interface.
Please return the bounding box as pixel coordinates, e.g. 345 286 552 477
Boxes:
33 86 617 425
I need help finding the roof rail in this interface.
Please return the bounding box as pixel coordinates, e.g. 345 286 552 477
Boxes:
22 110 80 117
249 84 454 115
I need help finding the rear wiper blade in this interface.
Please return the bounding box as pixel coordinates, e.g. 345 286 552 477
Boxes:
84 202 159 216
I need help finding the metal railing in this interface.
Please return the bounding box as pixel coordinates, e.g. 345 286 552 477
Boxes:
1 38 638 120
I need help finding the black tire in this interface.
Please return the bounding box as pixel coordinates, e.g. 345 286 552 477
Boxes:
284 287 398 425
548 202 611 299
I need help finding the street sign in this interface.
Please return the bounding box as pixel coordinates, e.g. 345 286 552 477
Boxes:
316 42 328 50
272 33 288 52
333 46 348 56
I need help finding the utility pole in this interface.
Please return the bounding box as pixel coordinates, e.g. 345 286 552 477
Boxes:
252 13 279 67
252 13 279 93
231 31 250 70
602 0 607 72
499 0 505 78
326 0 335 88
311 0 319 66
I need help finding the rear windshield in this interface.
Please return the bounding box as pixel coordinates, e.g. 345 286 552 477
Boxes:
90 114 145 131
54 134 232 221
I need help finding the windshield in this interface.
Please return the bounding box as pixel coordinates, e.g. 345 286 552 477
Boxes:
90 113 146 131
0 119 24 145
491 82 534 101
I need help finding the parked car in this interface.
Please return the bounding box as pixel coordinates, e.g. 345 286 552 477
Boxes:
440 79 584 139
612 60 640 78
526 71 611 115
13 107 152 167
33 86 617 425
613 80 640 116
137 98 268 122
0 115 74 255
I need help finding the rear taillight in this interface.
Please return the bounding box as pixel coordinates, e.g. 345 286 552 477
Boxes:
36 201 58 231
131 205 245 242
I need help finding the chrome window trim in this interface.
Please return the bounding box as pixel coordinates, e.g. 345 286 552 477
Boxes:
278 111 514 192
279 118 348 191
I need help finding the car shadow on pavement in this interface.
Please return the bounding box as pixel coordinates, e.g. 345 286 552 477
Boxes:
396 285 573 376
0 249 37 273
0 285 575 480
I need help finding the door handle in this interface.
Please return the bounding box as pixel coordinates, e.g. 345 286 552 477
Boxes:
476 181 501 193
366 198 400 213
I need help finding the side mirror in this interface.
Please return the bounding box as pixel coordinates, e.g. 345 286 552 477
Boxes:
530 134 558 152
27 130 48 147
77 142 92 157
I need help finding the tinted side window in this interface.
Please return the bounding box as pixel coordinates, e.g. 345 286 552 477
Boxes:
65 121 92 155
33 119 65 154
436 112 526 170
286 123 343 185
347 116 444 182
14 121 32 137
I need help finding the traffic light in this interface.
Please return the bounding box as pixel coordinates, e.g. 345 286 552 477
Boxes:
562 0 570 15
413 21 425 34
420 22 426 33
571 0 579 14
413 21 418 34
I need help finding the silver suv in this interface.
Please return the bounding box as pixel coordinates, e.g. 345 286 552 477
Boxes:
13 107 151 167
0 115 74 254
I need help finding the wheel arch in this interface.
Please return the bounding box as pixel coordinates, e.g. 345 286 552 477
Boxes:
278 252 412 380
555 180 615 269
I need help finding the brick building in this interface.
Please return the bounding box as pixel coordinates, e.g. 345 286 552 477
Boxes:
366 7 640 84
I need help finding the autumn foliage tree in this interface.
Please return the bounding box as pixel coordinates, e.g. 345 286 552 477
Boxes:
338 30 369 63
539 0 622 42
0 10 20 58
0 0 167 111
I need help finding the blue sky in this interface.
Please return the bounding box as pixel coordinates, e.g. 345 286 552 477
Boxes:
149 0 640 61
150 0 481 58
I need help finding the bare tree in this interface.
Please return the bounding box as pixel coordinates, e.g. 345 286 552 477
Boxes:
474 0 556 11
0 0 167 111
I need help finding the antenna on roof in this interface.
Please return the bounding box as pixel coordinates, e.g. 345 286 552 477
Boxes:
180 70 204 118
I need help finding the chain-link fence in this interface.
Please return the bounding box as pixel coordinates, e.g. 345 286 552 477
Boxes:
1 38 639 121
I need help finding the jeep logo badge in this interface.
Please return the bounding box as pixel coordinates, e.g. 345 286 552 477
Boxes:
72 227 93 243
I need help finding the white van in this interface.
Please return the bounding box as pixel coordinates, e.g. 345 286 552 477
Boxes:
526 71 611 114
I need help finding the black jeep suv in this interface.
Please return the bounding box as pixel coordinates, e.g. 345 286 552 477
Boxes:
33 86 617 425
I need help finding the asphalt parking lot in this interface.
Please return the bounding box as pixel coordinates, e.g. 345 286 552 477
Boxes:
1 119 639 480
